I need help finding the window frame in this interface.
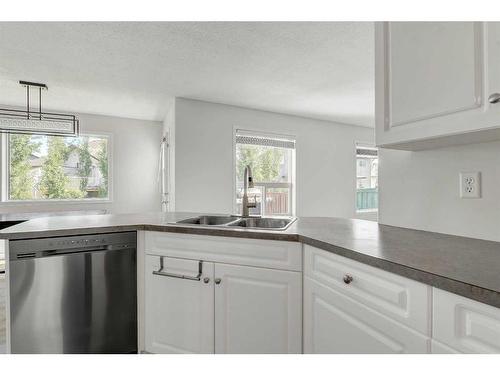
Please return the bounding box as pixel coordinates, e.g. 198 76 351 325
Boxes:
232 128 296 217
0 131 113 205
354 142 378 214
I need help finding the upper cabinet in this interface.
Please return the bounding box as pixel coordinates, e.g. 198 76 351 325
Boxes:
375 22 500 150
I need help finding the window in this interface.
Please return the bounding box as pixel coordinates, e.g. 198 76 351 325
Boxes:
356 144 378 212
5 133 110 201
234 130 295 217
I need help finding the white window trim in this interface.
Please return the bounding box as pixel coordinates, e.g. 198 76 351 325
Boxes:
0 131 113 206
232 127 296 217
354 141 378 214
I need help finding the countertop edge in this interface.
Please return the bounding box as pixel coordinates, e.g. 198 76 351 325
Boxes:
2 222 500 309
299 236 500 309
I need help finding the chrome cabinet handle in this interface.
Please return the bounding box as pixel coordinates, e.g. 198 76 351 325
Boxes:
215 278 222 285
488 93 500 104
153 258 203 281
343 275 354 284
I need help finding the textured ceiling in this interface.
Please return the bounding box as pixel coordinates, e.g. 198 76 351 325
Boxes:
0 22 374 127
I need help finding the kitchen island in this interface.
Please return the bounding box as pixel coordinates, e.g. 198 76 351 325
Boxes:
1 212 500 354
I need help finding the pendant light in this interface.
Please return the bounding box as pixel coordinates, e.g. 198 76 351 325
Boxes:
0 80 79 136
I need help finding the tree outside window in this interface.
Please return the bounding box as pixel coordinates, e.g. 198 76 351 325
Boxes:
8 134 109 201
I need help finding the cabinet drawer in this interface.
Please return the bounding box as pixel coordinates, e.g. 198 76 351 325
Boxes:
433 288 500 353
304 277 429 353
145 231 302 271
304 245 431 334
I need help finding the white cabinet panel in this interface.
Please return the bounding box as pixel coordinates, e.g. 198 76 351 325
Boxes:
214 263 302 354
375 22 500 150
388 22 481 126
433 288 500 354
304 245 431 335
304 277 429 354
145 231 302 271
431 339 462 354
145 255 214 353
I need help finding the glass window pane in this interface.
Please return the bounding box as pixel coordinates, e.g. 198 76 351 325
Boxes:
356 146 378 212
8 134 109 201
265 187 290 216
236 143 291 184
235 133 295 217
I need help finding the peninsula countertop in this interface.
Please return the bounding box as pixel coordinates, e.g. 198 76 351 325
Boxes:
1 211 500 308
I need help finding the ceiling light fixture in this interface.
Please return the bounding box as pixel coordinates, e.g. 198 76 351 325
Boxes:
0 80 79 137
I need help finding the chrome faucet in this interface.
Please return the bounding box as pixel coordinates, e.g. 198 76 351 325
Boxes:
242 165 257 217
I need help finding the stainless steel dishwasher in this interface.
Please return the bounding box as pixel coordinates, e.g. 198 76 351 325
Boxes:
9 232 137 354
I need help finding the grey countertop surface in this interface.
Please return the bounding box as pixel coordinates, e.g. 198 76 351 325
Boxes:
1 211 500 308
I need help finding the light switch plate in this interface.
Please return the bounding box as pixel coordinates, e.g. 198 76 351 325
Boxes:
460 172 481 198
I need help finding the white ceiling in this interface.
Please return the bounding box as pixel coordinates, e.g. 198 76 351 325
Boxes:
0 22 374 127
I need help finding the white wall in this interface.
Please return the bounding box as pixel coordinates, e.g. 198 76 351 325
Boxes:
379 141 500 242
174 98 374 218
0 112 163 215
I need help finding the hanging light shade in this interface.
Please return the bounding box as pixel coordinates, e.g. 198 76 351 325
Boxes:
0 81 79 137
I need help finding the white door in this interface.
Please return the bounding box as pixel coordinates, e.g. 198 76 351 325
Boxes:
145 255 214 353
304 277 429 354
214 263 302 354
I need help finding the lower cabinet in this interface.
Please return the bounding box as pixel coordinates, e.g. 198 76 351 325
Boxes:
433 288 500 353
303 277 429 353
303 244 431 353
431 339 462 354
214 263 302 354
145 256 215 353
145 254 302 354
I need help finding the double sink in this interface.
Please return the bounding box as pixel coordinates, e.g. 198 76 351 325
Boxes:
172 215 296 231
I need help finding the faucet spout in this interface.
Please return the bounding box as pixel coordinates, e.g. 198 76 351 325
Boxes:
242 165 256 217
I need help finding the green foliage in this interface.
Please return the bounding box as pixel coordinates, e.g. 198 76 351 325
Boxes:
9 134 40 200
236 144 285 183
40 137 71 199
97 141 108 198
8 134 108 201
78 140 92 194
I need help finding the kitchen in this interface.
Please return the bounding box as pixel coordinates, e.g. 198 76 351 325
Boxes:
0 5 500 371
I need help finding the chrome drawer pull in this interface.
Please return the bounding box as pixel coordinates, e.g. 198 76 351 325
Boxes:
153 257 203 281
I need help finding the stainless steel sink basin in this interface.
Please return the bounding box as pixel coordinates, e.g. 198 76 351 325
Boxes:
228 217 296 230
171 215 296 231
175 215 239 226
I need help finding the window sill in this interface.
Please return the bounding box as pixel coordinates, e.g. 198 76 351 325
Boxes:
0 198 112 207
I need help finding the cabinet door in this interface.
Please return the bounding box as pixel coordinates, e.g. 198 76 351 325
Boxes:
214 263 302 354
375 22 498 150
145 255 214 353
431 340 461 354
433 288 500 353
304 277 429 354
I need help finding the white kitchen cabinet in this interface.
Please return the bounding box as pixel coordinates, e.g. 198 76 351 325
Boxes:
375 22 500 150
145 255 215 353
433 288 500 354
143 232 302 354
431 339 462 354
303 277 429 353
214 263 302 354
304 245 431 335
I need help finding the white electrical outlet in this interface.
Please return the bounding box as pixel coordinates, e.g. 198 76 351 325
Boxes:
460 172 481 198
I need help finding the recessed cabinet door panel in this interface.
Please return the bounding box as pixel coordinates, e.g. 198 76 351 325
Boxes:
388 22 481 127
304 277 429 354
433 288 500 354
214 263 302 354
145 255 214 354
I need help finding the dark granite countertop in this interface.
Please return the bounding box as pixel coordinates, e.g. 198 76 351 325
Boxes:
1 211 500 308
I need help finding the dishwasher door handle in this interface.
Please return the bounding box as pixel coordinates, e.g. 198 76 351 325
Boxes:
152 258 203 281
